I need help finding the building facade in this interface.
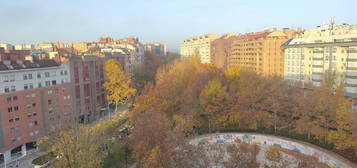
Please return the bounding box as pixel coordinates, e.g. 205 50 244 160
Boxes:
145 43 167 56
180 34 218 64
283 23 357 97
70 56 107 124
211 33 236 69
0 50 31 61
0 44 13 51
229 29 297 77
0 59 73 163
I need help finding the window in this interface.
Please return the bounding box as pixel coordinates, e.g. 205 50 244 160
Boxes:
32 103 36 107
3 75 9 82
51 71 56 77
14 106 18 111
37 73 41 78
45 72 50 77
24 84 28 90
8 107 13 113
11 126 20 133
15 117 20 121
45 81 51 87
9 119 14 123
38 82 42 88
4 86 10 93
9 75 15 82
29 83 33 89
28 74 33 79
26 104 32 108
11 86 15 92
7 97 12 102
52 80 57 85
48 90 53 95
34 121 38 125
13 96 17 101
48 99 52 105
64 95 71 100
23 74 28 80
54 88 58 94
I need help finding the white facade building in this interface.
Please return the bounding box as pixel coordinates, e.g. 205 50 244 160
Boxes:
0 44 13 50
0 60 71 94
283 22 357 97
180 34 218 64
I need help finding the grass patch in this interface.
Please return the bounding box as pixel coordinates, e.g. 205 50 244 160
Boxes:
32 153 55 165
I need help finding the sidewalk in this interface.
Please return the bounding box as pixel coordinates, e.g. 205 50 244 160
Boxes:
90 104 127 126
0 151 45 168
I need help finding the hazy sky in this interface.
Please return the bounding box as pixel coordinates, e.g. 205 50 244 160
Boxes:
0 0 356 51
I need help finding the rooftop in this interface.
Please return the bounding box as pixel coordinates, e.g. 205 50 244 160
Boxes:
0 59 59 71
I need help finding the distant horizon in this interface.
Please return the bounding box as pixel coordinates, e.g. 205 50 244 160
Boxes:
1 0 356 52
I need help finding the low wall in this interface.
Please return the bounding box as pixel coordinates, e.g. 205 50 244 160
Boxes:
189 133 356 168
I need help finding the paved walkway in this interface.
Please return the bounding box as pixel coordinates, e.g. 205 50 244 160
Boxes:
0 151 45 168
190 133 357 168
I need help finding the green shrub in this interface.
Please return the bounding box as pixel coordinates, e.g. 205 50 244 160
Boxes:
32 153 55 165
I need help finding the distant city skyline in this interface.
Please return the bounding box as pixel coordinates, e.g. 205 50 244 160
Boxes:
0 0 356 52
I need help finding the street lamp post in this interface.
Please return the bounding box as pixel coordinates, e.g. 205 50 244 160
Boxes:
0 153 6 168
108 101 112 120
108 101 110 120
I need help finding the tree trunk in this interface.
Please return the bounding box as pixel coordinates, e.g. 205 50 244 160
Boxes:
209 119 211 133
274 112 277 133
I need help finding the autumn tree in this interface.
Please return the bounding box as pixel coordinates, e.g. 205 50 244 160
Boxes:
104 59 136 111
39 121 118 168
199 79 233 132
328 85 357 153
310 74 340 143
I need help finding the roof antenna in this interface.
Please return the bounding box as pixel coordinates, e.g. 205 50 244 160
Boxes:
330 17 336 30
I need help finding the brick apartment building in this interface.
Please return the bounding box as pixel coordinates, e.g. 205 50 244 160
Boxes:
69 56 107 124
229 29 298 77
211 33 236 69
0 59 73 163
0 49 31 61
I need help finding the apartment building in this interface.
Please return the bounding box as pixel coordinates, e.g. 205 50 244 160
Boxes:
0 59 73 163
283 22 357 97
0 44 13 50
97 38 145 74
229 29 298 77
14 44 35 51
0 49 31 61
145 42 167 56
211 33 236 69
69 56 107 124
180 34 218 64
